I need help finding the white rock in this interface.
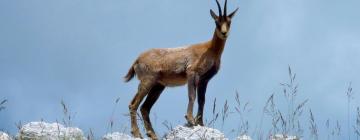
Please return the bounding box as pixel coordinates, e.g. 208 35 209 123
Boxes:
164 125 228 140
270 134 299 140
17 122 85 140
0 132 12 140
236 135 252 140
102 132 146 140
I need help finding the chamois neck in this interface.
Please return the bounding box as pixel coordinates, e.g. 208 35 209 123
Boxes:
210 29 227 58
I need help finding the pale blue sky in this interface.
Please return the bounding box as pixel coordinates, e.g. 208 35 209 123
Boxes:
0 0 359 139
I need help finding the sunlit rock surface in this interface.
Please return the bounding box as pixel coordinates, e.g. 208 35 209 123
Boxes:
236 135 252 140
102 132 146 140
270 134 299 140
17 122 85 140
164 125 228 140
0 131 12 140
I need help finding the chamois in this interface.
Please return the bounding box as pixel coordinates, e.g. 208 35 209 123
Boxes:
124 0 239 139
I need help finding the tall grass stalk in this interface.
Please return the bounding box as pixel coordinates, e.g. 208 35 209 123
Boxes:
264 94 280 135
87 128 94 140
256 93 274 140
346 82 354 140
207 98 219 128
221 100 230 130
335 120 341 139
60 100 74 127
234 91 251 136
15 120 22 131
326 119 330 140
0 99 7 111
162 120 173 132
279 66 307 137
107 97 121 133
354 107 360 140
309 109 318 140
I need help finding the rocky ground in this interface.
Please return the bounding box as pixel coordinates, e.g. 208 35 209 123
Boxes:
270 134 299 140
164 125 228 140
17 121 85 140
0 131 12 140
102 132 146 140
1 121 256 140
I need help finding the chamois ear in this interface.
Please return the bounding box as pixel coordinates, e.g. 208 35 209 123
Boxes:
228 7 239 19
210 9 219 20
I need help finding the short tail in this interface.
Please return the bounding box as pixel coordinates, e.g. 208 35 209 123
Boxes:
124 62 136 82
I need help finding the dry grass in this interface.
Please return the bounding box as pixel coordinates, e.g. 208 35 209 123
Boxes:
234 91 251 136
60 99 75 127
354 107 360 140
206 98 219 128
309 109 318 140
3 66 360 140
162 120 173 131
0 99 7 111
347 82 354 140
221 100 230 130
107 97 121 133
87 128 95 140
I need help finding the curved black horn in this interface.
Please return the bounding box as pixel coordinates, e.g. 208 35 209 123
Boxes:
215 0 222 17
224 0 228 16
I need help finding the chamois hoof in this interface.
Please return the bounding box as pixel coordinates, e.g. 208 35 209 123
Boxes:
194 115 204 126
131 130 143 139
184 115 195 127
195 120 204 126
185 122 194 127
146 131 158 140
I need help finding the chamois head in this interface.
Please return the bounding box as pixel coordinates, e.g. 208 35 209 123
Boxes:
210 0 239 39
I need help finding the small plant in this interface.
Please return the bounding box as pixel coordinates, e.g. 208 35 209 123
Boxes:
234 91 251 136
55 120 61 139
207 98 219 128
334 120 341 139
309 109 318 140
107 97 121 133
60 99 76 127
295 120 304 138
326 119 331 140
354 107 360 140
264 94 280 135
221 100 230 130
87 128 95 140
15 120 22 131
346 82 354 140
256 94 275 140
162 120 173 132
262 67 307 139
278 111 287 135
280 66 308 136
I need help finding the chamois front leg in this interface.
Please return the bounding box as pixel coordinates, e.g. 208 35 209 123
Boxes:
185 73 198 127
195 80 209 126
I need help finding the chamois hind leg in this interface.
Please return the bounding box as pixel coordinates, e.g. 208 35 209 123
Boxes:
129 79 155 138
195 80 209 126
140 83 165 140
185 74 198 126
